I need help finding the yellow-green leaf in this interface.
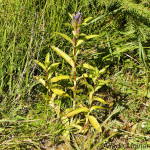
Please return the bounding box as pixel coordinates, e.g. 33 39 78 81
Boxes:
83 17 93 23
82 73 93 78
51 88 70 98
68 13 73 19
89 91 94 102
87 115 102 132
70 124 82 130
131 123 138 135
33 76 47 88
85 35 99 40
92 96 107 104
45 53 50 66
82 81 94 91
0 128 4 132
97 80 109 86
48 63 60 80
83 63 95 70
63 23 74 28
48 72 53 80
34 60 46 71
66 107 89 117
79 33 86 37
64 108 73 115
51 46 74 68
76 39 84 46
95 85 102 92
72 30 75 36
51 93 56 102
81 22 88 26
99 66 108 75
51 75 70 83
90 106 106 112
77 73 93 81
55 32 73 45
95 80 109 92
48 63 59 72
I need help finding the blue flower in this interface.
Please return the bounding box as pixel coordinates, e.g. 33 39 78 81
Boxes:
73 15 78 22
77 12 82 16
73 12 82 24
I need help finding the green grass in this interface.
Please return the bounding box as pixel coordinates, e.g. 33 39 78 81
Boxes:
0 0 150 149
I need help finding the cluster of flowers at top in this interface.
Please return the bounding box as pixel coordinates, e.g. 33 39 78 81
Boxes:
72 12 82 26
72 12 82 36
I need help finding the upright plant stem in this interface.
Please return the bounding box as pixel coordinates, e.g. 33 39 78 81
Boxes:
46 68 52 98
73 36 77 108
45 68 51 118
72 12 82 108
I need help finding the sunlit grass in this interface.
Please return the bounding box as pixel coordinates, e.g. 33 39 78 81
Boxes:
0 0 149 149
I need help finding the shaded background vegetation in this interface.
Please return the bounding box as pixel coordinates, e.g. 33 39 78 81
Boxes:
0 0 150 149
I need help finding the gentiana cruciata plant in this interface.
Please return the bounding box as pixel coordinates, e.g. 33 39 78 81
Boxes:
34 11 109 140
